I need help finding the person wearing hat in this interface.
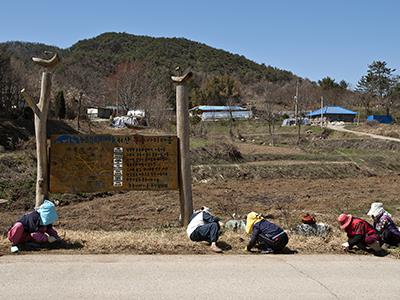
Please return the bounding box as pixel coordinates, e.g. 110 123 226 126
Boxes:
367 202 400 247
7 200 60 253
186 207 224 253
245 212 288 254
337 213 385 256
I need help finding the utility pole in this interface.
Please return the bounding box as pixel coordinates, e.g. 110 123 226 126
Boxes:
294 79 301 143
21 53 60 208
294 84 298 121
320 96 324 128
172 71 193 226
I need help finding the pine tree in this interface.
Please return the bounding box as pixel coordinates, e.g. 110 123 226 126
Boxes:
356 61 397 115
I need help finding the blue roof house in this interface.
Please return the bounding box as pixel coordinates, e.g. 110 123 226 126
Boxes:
307 106 357 122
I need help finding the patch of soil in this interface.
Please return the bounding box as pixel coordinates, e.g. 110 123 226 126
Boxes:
191 142 243 165
192 161 362 182
307 138 400 152
236 143 305 155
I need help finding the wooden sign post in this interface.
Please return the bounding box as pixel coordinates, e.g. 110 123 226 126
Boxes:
21 53 60 208
172 72 193 226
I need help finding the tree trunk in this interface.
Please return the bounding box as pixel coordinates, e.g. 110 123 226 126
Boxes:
77 92 83 130
271 118 275 146
35 72 51 207
268 121 274 146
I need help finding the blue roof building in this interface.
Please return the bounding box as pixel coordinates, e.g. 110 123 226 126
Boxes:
367 115 393 124
307 106 357 122
190 105 247 112
189 105 252 121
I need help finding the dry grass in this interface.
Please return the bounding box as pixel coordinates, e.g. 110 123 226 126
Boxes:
2 227 399 258
351 124 400 138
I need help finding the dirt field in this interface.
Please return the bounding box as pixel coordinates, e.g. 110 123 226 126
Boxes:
1 175 400 257
1 120 400 257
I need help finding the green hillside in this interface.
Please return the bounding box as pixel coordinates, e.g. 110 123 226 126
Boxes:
67 32 294 83
0 32 295 98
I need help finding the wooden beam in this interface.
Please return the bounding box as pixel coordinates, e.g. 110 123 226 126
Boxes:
32 53 60 69
173 72 193 226
33 72 52 207
171 72 192 83
21 89 41 117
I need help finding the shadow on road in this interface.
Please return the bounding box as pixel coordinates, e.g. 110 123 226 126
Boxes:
279 247 298 255
19 240 84 252
216 241 232 251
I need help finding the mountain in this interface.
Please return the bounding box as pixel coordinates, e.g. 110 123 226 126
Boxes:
0 32 295 97
66 32 295 82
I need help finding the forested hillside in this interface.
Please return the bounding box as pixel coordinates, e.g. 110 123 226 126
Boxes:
69 33 295 82
2 32 394 124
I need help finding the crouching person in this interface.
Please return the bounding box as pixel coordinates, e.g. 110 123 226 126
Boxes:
367 202 400 247
7 200 60 253
245 212 288 254
337 213 385 256
186 207 223 253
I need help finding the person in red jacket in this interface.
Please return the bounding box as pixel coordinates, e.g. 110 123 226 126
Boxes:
337 213 386 256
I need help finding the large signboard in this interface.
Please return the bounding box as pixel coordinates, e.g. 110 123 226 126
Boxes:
49 134 178 193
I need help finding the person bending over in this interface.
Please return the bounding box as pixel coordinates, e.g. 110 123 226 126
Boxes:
367 202 400 247
187 207 223 253
338 213 385 256
245 212 288 254
7 200 60 253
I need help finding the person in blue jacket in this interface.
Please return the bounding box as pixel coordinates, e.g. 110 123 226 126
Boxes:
245 211 288 254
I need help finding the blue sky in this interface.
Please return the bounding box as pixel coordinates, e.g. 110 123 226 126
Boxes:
0 0 399 86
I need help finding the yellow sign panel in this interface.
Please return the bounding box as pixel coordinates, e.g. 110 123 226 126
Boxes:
49 134 178 193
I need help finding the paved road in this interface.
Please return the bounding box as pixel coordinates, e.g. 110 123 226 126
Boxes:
328 124 400 143
1 254 400 299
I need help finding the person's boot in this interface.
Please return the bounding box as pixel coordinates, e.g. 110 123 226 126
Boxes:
10 245 19 253
210 242 223 253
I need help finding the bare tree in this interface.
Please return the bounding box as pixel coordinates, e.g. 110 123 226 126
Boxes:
61 63 96 129
107 62 153 113
356 93 373 117
144 88 169 128
0 54 23 117
255 82 277 145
